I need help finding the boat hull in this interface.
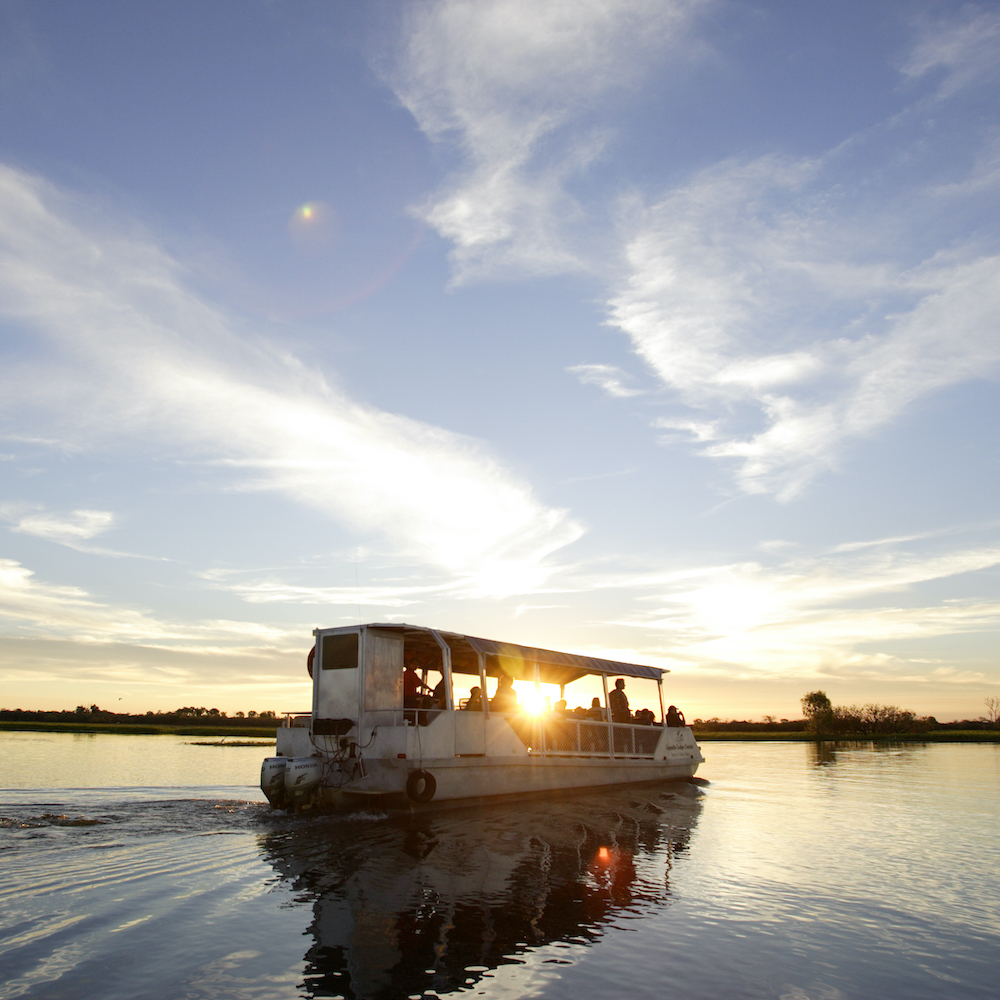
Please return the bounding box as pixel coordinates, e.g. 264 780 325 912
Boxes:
336 753 700 806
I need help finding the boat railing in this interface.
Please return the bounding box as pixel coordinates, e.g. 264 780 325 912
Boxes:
283 713 312 728
340 710 669 757
507 716 663 757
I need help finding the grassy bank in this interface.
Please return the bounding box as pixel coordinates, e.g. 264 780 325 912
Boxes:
693 730 1000 742
0 720 276 738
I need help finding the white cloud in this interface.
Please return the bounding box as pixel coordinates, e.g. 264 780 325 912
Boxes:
0 559 309 656
608 156 1000 498
198 568 455 607
900 5 1000 99
389 4 1000 500
568 362 643 398
389 0 702 281
616 539 1000 678
0 557 194 642
0 164 582 594
653 417 719 443
5 507 113 543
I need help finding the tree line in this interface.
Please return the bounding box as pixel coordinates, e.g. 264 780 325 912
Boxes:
690 693 999 734
0 705 280 726
800 692 1000 736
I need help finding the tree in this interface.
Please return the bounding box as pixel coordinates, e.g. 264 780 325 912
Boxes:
986 696 1000 728
801 691 833 734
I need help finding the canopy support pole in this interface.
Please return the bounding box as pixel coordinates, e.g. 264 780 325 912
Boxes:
431 630 455 758
478 651 489 719
602 674 614 758
534 662 544 753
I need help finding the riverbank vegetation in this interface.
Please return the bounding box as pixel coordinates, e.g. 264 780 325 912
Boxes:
2 697 998 741
690 692 1000 741
0 705 281 737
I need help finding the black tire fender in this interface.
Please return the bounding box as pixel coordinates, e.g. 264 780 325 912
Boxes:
406 769 436 803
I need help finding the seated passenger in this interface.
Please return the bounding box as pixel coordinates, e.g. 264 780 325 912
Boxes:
585 697 605 721
665 705 687 727
634 707 655 725
489 674 518 713
464 686 483 711
431 677 447 710
552 699 568 717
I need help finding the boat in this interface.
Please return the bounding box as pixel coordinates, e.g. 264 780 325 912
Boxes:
260 622 704 810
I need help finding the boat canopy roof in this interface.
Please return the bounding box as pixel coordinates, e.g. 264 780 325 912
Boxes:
346 623 666 686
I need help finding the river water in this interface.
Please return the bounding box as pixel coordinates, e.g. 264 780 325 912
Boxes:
0 733 997 1000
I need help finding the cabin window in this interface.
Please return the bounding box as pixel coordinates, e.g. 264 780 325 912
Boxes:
322 633 359 670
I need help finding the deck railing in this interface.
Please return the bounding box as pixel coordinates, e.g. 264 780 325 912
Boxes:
507 716 663 757
309 709 669 759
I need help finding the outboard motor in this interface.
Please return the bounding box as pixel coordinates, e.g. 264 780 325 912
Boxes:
260 756 287 809
284 755 323 813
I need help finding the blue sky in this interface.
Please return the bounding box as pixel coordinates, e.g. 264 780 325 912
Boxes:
1 0 999 720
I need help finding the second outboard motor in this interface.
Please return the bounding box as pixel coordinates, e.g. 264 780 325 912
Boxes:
284 755 323 813
260 756 287 809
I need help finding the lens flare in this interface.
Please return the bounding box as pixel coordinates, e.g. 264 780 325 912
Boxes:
288 202 335 251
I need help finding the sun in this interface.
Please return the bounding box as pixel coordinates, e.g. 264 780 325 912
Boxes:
520 688 548 716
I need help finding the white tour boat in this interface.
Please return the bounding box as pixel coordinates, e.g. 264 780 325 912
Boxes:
260 623 704 810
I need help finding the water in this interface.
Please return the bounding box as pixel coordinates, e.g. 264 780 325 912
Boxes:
0 734 997 1000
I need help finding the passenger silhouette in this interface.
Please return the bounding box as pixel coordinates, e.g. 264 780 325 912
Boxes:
609 678 631 723
489 675 518 712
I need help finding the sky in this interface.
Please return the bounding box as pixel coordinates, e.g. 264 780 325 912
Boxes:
1 0 999 722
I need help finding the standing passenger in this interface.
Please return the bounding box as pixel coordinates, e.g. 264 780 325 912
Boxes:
609 678 631 723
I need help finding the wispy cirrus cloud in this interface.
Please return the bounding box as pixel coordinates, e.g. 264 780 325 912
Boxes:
5 506 113 542
616 538 1000 678
393 2 1000 500
0 557 292 644
0 503 168 559
388 0 703 282
609 156 1000 497
567 363 644 398
0 556 319 700
195 528 1000 686
0 164 582 593
900 5 1000 98
198 567 455 607
601 7 1000 497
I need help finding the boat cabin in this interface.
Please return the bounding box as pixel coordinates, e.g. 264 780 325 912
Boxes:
302 623 675 759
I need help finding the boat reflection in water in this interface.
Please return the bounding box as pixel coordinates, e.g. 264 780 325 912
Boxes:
258 782 702 998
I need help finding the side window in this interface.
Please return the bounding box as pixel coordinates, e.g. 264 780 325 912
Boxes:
322 633 359 670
